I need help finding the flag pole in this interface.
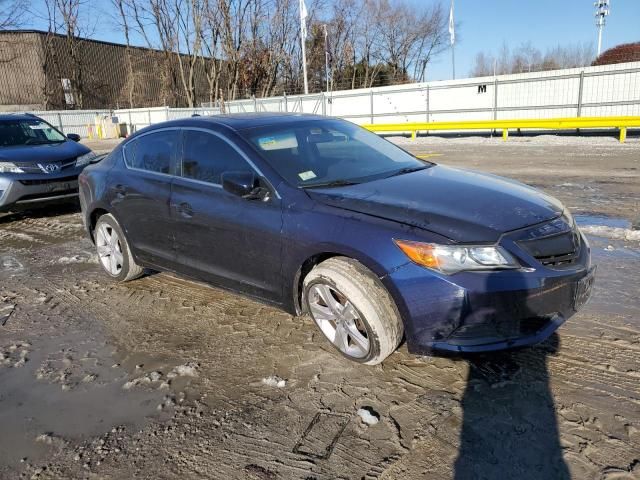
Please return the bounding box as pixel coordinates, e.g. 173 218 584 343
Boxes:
449 0 456 80
323 24 329 92
452 44 456 80
300 0 309 94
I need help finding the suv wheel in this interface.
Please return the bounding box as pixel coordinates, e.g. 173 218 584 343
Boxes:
303 257 404 365
94 213 144 282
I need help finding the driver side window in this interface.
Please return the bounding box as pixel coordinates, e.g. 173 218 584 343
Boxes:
181 130 253 185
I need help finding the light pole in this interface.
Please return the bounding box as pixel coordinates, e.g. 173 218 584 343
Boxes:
595 0 610 57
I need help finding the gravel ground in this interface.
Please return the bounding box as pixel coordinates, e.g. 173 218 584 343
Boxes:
0 136 639 479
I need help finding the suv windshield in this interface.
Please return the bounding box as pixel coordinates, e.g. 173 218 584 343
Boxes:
0 119 66 147
241 119 429 188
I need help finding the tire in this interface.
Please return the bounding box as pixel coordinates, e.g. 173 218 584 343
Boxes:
303 257 404 365
94 213 144 282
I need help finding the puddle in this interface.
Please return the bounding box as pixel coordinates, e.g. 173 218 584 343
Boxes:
575 214 640 242
574 214 633 229
0 333 180 469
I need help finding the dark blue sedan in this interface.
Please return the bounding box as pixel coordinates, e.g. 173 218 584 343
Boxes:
78 114 595 364
0 114 97 212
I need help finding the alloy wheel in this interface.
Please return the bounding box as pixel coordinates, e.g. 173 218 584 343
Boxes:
96 223 124 276
307 283 370 358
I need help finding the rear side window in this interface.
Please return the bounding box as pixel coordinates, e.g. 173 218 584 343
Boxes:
126 130 178 174
181 130 252 184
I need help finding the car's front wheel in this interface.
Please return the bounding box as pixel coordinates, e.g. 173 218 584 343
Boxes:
303 257 404 365
94 213 144 282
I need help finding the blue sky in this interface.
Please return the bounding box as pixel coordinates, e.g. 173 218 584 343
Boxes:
427 0 640 80
27 0 639 82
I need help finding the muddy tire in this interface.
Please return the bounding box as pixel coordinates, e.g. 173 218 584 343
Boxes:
303 257 404 365
94 213 144 282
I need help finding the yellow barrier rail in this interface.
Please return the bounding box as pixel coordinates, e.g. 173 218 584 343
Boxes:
363 116 640 143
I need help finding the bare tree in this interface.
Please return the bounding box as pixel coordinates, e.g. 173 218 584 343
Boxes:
0 0 28 29
200 0 223 105
40 0 95 108
472 41 596 77
112 0 136 107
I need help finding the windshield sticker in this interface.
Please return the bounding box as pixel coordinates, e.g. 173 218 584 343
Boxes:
257 132 298 151
298 170 317 181
28 124 49 130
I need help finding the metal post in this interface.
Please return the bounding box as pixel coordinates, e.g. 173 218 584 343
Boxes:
128 111 133 135
284 93 288 112
321 92 326 116
165 106 169 121
253 95 257 112
577 71 585 117
493 79 499 121
370 90 374 124
426 86 430 123
148 109 152 126
57 113 64 134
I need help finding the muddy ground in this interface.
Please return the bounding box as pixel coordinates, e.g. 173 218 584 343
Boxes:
0 136 639 479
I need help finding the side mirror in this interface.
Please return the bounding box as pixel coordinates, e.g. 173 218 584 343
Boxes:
222 171 270 201
67 133 81 142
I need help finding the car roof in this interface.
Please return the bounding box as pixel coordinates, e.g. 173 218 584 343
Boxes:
0 113 42 122
149 113 331 133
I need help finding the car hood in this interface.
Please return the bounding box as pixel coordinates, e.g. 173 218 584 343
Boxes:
0 140 90 164
305 165 564 243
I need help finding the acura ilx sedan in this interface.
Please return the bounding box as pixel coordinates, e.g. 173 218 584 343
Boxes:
79 114 595 364
0 114 97 212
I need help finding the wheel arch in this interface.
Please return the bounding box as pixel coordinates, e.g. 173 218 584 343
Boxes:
290 247 394 316
87 207 111 243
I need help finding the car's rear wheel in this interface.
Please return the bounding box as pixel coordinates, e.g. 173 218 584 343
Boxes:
94 213 144 282
303 257 404 365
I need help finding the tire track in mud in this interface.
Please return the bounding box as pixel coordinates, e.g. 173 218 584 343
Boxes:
2 207 640 479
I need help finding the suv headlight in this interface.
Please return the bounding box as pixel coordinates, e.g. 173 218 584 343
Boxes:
394 239 520 274
0 162 24 173
75 151 97 167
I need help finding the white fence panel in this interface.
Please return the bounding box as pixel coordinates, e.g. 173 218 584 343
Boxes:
14 61 640 137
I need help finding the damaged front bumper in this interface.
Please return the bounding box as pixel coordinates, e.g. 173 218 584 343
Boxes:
382 231 594 355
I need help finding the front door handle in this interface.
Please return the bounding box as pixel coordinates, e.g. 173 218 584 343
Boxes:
112 184 126 198
177 202 193 218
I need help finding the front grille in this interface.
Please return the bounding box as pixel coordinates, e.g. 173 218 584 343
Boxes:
16 188 78 202
518 229 581 268
14 158 77 174
19 175 78 186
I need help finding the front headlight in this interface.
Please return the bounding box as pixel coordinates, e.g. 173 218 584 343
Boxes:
394 239 520 274
75 151 97 167
0 162 24 173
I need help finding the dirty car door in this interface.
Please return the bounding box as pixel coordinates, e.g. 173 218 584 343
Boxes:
170 129 283 302
110 129 179 267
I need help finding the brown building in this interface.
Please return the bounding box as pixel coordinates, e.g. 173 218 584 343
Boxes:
0 30 214 111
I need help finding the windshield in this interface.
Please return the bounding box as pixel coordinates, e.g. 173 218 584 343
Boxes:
241 119 429 188
0 119 66 147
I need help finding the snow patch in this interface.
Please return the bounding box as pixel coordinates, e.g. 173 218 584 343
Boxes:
580 225 640 241
261 375 286 388
167 362 199 378
357 407 380 425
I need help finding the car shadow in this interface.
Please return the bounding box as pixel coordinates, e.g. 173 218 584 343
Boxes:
454 335 569 479
453 265 570 479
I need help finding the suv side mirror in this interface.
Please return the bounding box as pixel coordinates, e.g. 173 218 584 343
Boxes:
222 171 270 201
67 133 81 142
